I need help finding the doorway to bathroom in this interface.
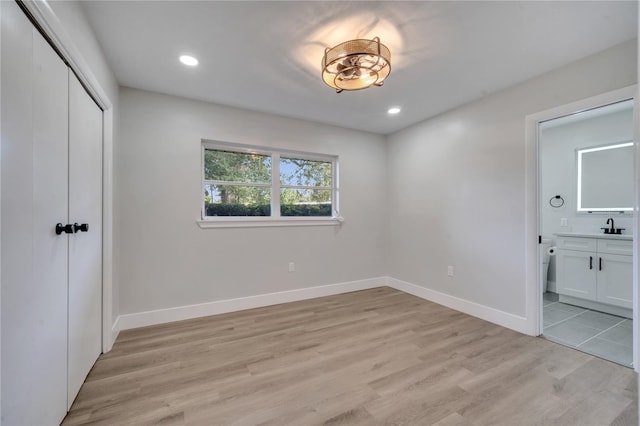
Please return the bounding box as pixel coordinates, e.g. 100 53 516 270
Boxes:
534 90 636 368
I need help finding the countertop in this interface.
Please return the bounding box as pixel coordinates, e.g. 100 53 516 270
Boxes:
555 232 633 241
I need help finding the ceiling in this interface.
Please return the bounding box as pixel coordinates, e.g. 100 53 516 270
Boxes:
81 1 637 135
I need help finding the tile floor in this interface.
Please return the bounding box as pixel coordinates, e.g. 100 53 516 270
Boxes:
543 292 633 368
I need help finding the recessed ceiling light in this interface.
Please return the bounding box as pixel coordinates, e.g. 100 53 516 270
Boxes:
388 107 401 115
179 55 199 66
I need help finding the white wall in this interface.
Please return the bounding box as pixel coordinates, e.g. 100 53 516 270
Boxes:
386 39 637 320
47 2 118 105
116 88 387 315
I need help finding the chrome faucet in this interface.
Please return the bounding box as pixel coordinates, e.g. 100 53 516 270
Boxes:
606 217 615 234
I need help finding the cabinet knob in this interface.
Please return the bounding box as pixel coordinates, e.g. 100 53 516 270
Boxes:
72 223 89 233
55 223 74 235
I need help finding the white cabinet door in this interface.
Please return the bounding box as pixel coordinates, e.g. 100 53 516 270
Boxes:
1 2 69 423
67 74 103 407
556 249 597 301
597 253 633 309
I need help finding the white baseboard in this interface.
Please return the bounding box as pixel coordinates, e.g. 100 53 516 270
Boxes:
386 277 532 335
116 277 386 331
113 276 531 338
110 316 121 348
546 280 557 294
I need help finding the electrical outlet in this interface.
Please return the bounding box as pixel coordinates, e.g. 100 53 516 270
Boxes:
560 218 568 227
447 266 454 277
288 262 295 272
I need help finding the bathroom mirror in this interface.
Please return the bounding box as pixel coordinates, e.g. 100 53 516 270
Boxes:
577 141 634 212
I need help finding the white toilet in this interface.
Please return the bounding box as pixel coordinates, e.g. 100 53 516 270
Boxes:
541 238 553 293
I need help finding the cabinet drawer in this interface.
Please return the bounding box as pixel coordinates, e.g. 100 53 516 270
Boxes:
556 237 597 252
597 239 633 256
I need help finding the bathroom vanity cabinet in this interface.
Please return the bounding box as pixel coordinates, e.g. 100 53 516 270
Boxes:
556 234 632 317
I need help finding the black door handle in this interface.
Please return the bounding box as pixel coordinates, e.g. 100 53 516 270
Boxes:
599 257 602 271
72 223 89 233
55 223 74 235
589 256 593 270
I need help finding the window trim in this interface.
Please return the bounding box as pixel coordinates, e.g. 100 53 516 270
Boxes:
200 140 341 228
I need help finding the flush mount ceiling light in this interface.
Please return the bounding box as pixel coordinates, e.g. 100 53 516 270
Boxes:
321 37 391 93
179 55 199 66
387 107 401 114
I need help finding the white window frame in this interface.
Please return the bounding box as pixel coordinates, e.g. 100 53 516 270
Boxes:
198 140 342 228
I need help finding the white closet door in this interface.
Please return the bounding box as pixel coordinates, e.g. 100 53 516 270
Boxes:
1 1 69 423
32 30 71 422
67 74 103 406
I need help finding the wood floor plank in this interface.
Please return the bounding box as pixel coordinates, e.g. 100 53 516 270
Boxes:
63 287 638 425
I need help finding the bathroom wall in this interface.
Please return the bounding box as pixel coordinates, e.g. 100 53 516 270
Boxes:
540 105 634 289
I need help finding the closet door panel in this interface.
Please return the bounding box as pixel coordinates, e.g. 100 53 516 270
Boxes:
29 26 70 424
68 73 103 406
0 2 36 422
1 1 69 422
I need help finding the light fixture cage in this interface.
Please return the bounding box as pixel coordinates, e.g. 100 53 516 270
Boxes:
322 37 391 93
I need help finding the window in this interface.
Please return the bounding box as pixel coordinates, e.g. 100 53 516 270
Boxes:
203 150 272 216
201 141 339 225
280 157 333 217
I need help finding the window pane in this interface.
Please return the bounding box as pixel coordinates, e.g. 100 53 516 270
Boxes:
204 149 271 183
280 157 332 187
281 189 332 216
204 184 271 216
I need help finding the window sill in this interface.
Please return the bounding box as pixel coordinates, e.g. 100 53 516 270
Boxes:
197 216 344 229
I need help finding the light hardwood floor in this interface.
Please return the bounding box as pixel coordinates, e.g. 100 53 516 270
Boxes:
63 287 638 425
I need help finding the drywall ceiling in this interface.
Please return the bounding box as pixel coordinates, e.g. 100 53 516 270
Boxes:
81 1 637 135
